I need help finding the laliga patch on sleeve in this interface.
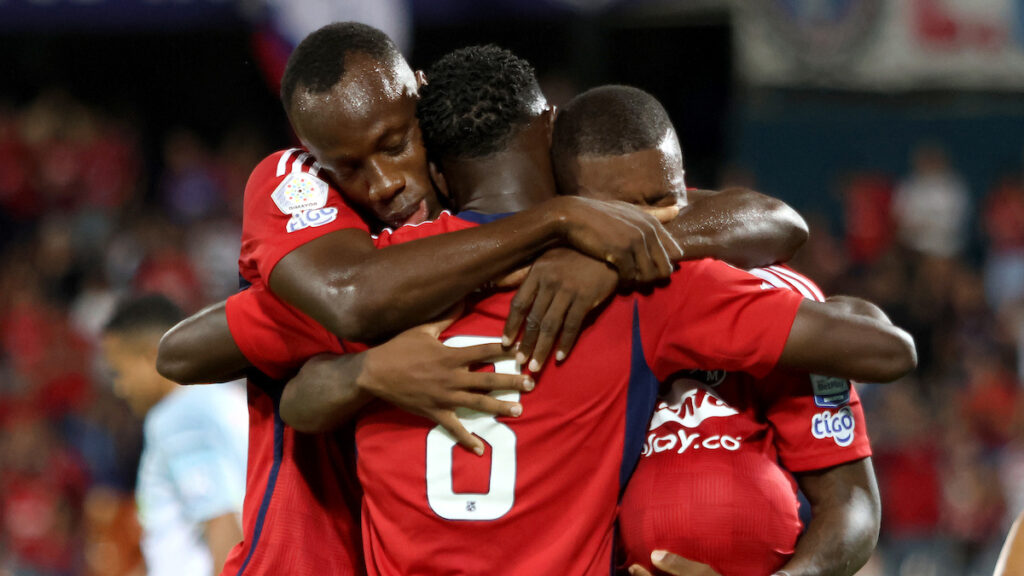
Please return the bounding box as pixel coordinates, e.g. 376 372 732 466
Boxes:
810 374 850 408
272 172 329 215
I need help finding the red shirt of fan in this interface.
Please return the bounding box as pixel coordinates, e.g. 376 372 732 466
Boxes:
618 265 872 576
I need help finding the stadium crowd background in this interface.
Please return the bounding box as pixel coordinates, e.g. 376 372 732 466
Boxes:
1 1 1023 575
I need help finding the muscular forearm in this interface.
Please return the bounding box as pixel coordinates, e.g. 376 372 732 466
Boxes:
781 300 917 382
157 301 250 384
273 195 677 343
669 188 807 268
279 353 373 433
271 203 566 344
779 459 880 576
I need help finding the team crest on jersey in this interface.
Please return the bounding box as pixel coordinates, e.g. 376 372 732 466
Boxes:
811 406 855 447
286 207 338 233
810 374 850 407
272 172 329 215
679 369 728 388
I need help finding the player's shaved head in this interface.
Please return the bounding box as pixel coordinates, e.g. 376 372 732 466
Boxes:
417 45 546 163
552 85 686 206
280 21 402 115
553 85 674 158
552 85 681 194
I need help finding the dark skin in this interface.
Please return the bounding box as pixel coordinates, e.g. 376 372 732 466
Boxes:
438 124 892 574
157 113 808 450
277 112 914 446
574 145 888 576
274 52 683 347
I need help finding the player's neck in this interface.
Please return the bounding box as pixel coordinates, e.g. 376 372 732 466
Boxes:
443 120 557 215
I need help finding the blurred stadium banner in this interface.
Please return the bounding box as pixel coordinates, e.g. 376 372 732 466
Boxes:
734 0 1024 90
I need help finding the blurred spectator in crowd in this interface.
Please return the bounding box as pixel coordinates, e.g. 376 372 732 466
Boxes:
892 142 971 259
100 295 247 576
982 163 1024 312
839 171 895 266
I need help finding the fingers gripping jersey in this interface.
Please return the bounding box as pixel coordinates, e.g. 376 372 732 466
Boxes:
618 265 872 576
238 148 369 287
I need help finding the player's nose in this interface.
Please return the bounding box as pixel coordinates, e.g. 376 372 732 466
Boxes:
366 160 405 204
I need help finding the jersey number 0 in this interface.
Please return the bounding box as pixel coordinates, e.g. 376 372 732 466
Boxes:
425 336 519 520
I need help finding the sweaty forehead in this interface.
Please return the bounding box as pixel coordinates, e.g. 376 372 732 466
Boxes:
292 52 417 123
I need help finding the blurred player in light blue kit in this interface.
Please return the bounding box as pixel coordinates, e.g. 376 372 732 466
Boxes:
100 294 247 576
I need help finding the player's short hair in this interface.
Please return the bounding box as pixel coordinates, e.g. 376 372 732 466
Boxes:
417 45 544 162
551 84 675 172
103 294 185 337
280 21 401 112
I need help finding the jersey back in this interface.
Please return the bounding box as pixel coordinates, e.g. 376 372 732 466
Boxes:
355 259 804 576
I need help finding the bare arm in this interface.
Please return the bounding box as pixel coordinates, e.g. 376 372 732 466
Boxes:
271 196 680 343
780 299 916 382
204 512 242 576
157 301 249 384
505 188 808 370
156 297 531 451
670 188 808 268
777 458 881 576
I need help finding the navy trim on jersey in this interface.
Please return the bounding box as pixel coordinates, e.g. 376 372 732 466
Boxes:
235 373 285 576
238 273 251 291
456 210 517 225
620 300 660 492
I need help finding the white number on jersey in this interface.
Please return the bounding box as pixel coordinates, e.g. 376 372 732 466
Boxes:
425 336 519 520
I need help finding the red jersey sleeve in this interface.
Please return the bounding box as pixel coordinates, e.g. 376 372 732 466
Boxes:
238 149 370 286
639 259 803 380
373 212 477 248
225 284 343 381
759 373 872 472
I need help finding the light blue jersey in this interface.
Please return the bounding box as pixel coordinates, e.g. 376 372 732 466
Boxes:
137 381 248 576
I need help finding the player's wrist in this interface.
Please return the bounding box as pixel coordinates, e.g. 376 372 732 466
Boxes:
541 196 576 240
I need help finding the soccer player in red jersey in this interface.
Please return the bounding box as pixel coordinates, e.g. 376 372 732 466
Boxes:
157 26 808 576
246 48 912 575
162 43 913 574
549 87 885 576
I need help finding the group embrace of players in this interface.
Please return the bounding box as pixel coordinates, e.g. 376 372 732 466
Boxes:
155 22 920 576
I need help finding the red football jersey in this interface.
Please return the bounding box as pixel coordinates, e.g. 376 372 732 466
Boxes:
352 212 804 575
221 148 370 576
226 210 804 575
237 148 369 288
618 265 872 576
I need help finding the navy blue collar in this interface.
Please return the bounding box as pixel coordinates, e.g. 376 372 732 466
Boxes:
456 210 517 224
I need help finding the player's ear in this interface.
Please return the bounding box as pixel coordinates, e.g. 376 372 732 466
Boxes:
429 161 450 202
415 70 428 89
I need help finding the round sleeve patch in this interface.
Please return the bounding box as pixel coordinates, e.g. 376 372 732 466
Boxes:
272 172 329 215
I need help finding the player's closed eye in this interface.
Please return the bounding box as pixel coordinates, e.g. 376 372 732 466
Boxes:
383 136 410 156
